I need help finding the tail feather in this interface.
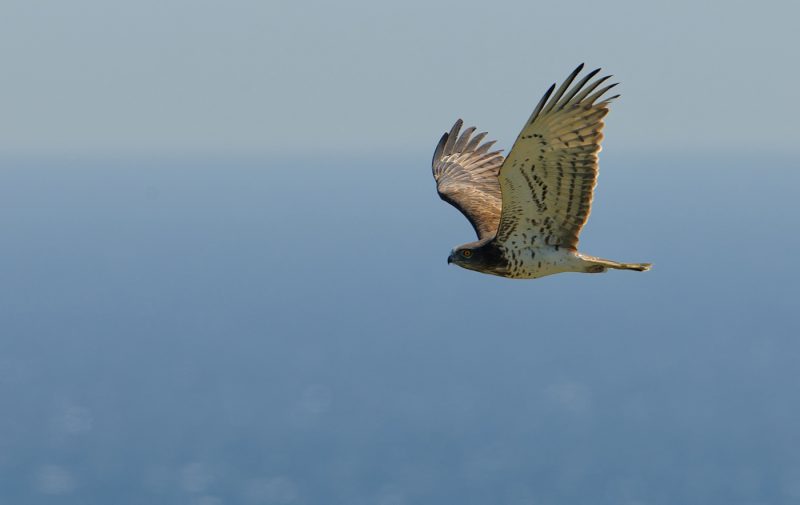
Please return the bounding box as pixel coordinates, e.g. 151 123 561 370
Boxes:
611 261 652 272
580 254 652 273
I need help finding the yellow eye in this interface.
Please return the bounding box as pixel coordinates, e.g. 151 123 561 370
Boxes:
461 250 473 258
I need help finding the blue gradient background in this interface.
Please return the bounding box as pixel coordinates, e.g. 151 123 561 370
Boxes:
2 1 799 504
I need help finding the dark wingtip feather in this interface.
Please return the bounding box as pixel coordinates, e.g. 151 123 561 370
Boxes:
585 68 602 81
433 119 463 167
545 64 586 113
557 67 602 110
432 131 449 168
529 83 556 124
587 82 619 104
442 119 463 156
454 126 476 153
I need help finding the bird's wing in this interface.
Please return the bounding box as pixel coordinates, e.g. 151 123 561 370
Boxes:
432 119 505 240
494 64 618 250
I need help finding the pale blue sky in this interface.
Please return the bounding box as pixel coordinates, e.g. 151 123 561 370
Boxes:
1 0 797 155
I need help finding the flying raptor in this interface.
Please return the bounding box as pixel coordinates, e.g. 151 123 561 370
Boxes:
432 64 651 279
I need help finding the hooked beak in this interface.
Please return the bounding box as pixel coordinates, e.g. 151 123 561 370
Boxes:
447 252 454 265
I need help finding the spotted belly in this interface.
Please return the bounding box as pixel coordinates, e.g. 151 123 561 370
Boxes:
501 246 587 279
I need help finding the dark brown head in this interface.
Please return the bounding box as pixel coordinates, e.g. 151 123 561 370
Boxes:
447 239 509 277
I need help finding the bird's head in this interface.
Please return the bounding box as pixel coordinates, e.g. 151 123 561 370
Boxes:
448 246 479 267
447 240 508 276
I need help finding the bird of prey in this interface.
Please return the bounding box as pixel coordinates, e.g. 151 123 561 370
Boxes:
432 64 651 279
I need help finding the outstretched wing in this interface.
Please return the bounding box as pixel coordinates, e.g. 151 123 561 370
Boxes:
432 119 505 240
495 64 618 250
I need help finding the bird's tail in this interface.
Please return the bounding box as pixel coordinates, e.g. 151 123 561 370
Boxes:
579 254 652 273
